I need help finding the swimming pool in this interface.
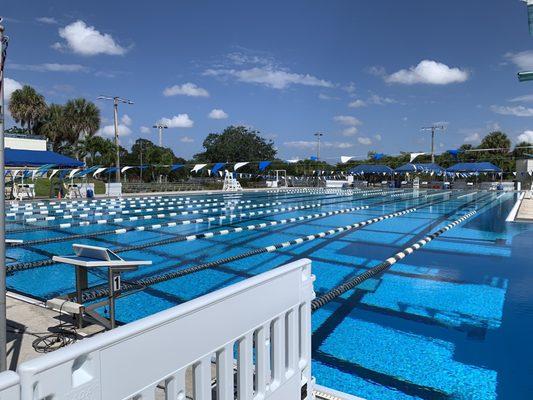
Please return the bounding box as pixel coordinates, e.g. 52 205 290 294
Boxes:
5 189 533 399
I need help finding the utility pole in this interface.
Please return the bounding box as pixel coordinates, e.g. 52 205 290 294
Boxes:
421 125 446 163
97 96 133 183
153 123 168 147
139 141 143 182
314 132 323 161
0 18 8 372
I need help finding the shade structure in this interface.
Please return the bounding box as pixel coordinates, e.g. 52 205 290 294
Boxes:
446 162 502 173
5 148 84 168
349 164 394 175
395 163 444 174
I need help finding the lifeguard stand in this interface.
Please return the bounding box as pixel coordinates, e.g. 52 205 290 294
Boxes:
267 170 288 188
51 244 152 329
222 171 243 191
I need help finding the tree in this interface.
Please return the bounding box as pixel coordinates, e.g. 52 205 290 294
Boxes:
36 104 68 151
63 98 101 158
8 85 47 133
513 141 533 158
478 131 511 154
194 126 277 162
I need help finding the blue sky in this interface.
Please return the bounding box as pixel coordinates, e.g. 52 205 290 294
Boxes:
3 0 533 162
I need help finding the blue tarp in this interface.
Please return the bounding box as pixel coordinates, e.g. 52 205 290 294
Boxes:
395 163 445 174
259 161 271 171
349 164 394 174
5 148 83 168
446 162 502 173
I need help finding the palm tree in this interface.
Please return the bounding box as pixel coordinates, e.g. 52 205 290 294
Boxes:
63 98 101 159
8 85 48 133
478 131 511 154
37 104 67 151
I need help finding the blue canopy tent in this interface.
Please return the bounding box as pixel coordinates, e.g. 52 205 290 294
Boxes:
349 164 394 175
5 148 83 168
446 162 502 173
395 163 445 174
446 162 503 187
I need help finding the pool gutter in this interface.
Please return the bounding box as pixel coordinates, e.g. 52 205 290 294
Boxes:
506 192 526 222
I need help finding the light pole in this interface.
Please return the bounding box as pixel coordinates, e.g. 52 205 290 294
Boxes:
139 141 143 182
314 132 323 161
421 125 445 163
97 96 133 183
153 123 168 147
524 0 533 35
0 18 8 372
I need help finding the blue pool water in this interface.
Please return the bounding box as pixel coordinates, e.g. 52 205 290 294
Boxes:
5 189 533 399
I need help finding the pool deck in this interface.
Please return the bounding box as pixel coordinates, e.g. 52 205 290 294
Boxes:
6 293 104 370
516 194 533 222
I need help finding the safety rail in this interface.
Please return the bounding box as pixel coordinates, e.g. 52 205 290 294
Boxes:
0 259 315 400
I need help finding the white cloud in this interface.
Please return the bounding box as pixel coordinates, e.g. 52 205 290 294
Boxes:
348 94 396 108
98 124 132 137
140 126 151 134
10 63 87 72
508 94 533 103
318 93 339 100
374 134 382 141
505 50 533 70
343 82 357 93
357 137 372 145
348 99 366 108
36 17 58 24
4 78 23 101
464 132 481 143
163 82 209 97
180 136 194 143
204 67 332 90
342 127 358 136
333 115 362 126
491 105 533 117
208 109 228 119
158 114 194 128
367 66 386 76
368 94 396 105
121 114 132 126
55 20 128 56
283 140 353 149
517 130 533 143
386 60 469 85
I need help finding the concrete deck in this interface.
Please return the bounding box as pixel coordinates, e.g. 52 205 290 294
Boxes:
516 194 533 222
6 293 104 370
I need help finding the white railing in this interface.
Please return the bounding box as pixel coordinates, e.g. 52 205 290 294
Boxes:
0 258 315 400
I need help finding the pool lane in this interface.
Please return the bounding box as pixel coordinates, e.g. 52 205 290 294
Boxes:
7 189 528 400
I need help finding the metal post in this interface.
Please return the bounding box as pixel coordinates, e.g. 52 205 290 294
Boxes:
108 268 116 329
421 125 445 164
0 21 7 372
113 99 120 183
153 124 168 147
139 142 143 182
314 132 323 161
97 96 134 185
431 128 435 163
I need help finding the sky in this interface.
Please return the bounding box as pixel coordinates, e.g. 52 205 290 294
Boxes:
3 0 533 162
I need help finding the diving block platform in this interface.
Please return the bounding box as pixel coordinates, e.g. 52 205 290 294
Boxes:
52 244 151 329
